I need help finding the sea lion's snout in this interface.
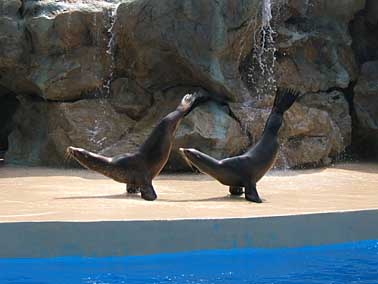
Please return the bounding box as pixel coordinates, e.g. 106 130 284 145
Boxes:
66 146 74 157
179 148 200 160
193 91 210 101
180 94 196 108
66 146 85 159
193 91 211 105
179 148 197 169
179 147 190 155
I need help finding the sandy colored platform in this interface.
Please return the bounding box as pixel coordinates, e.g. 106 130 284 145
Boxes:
0 163 377 223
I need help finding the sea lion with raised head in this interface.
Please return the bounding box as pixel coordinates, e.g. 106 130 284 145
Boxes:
67 92 208 201
180 89 300 203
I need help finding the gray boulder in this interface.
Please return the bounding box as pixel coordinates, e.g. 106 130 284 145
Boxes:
6 96 134 166
22 1 115 100
229 91 351 168
273 0 363 93
101 88 249 170
113 0 260 101
109 78 153 120
0 0 25 74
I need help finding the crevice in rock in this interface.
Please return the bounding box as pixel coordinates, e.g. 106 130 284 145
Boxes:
347 0 378 160
338 81 357 117
18 0 26 18
24 25 35 55
227 18 250 33
225 103 253 152
160 83 204 94
238 49 254 92
0 86 20 161
337 82 357 161
317 83 357 163
323 83 356 115
40 88 108 103
349 1 378 66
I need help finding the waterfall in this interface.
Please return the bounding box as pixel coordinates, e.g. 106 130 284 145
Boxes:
251 0 277 98
103 3 120 97
240 0 292 169
89 3 120 149
262 0 273 27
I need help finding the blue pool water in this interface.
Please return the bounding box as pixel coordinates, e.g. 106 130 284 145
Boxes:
0 240 377 284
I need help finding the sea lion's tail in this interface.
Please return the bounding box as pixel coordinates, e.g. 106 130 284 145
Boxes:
272 88 301 114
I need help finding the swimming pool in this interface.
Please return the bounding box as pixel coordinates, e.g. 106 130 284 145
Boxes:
1 240 377 284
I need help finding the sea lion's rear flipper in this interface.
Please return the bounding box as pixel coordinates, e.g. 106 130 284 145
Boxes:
126 184 140 194
244 182 262 203
229 186 244 196
273 88 301 114
263 89 301 135
140 184 157 201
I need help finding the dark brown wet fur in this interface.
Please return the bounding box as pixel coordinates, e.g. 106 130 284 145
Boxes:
180 89 301 203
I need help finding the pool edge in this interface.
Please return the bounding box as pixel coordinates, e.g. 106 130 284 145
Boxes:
1 209 378 258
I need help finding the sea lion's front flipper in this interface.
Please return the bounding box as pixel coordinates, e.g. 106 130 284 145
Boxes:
229 186 243 196
126 184 140 194
245 182 262 203
140 184 157 201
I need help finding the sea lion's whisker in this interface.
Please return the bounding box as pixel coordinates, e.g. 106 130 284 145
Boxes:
64 148 73 161
180 149 196 172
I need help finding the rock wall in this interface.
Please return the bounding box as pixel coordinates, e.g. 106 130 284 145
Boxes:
350 0 378 158
0 0 376 169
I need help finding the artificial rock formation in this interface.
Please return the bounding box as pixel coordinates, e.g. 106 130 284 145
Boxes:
353 61 378 157
1 0 376 169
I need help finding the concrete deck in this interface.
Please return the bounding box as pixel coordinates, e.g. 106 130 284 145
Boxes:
0 162 377 222
1 162 378 257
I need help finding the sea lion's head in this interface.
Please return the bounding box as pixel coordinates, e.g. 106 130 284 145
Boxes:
179 92 210 114
180 93 197 109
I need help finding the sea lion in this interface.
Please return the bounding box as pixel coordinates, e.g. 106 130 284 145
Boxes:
180 89 300 203
66 92 208 201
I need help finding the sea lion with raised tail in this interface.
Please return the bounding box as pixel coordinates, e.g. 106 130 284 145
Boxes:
67 92 208 201
180 89 300 203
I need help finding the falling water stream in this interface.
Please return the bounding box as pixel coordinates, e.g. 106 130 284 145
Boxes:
55 1 120 150
88 2 120 148
239 0 278 124
103 3 120 97
239 0 292 169
249 0 278 98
